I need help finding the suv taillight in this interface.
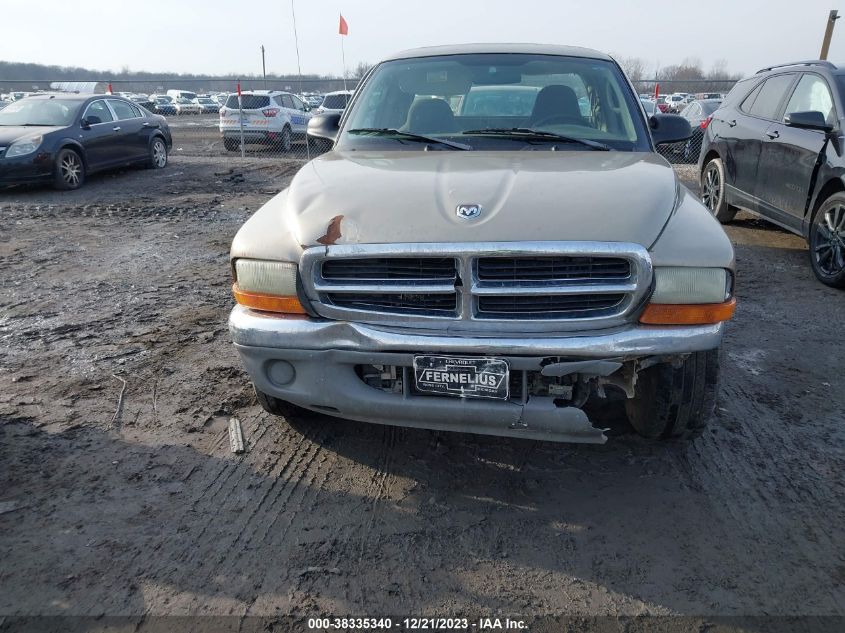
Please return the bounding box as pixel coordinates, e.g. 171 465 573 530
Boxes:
701 115 713 129
262 108 280 117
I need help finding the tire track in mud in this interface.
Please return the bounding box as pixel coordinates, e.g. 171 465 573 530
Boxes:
678 377 844 612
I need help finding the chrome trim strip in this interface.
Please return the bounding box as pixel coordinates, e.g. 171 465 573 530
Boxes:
314 281 457 294
470 282 638 296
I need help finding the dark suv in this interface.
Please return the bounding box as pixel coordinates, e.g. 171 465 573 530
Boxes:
699 60 845 288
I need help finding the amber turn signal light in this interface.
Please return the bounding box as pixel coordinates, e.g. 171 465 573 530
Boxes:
232 284 307 314
639 298 736 325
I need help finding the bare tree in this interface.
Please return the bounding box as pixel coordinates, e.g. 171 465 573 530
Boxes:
353 61 374 79
616 56 647 82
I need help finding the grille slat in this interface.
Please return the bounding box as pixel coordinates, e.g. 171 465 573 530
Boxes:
326 292 457 316
477 294 625 319
477 256 630 283
322 257 456 281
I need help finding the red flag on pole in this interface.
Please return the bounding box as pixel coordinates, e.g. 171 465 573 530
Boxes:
339 14 348 36
237 81 241 97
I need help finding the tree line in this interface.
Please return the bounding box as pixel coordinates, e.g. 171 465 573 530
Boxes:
615 57 744 93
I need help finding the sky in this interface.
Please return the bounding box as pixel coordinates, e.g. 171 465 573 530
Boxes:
1 0 843 78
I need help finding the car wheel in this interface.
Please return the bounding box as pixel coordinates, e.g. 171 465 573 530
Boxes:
701 157 737 223
148 137 168 169
53 148 85 190
281 126 292 153
625 350 720 441
255 386 314 421
809 193 845 289
223 138 239 152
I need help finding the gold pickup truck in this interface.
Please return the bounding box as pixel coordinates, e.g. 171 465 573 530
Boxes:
228 44 736 444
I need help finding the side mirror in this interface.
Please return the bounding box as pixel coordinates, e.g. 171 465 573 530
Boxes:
650 113 693 145
785 110 833 132
307 112 341 144
80 118 91 129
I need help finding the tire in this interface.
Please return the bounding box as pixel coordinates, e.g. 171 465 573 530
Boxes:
809 193 845 289
147 137 168 169
254 386 312 420
53 148 85 190
223 138 239 152
280 126 292 153
625 350 720 441
701 157 738 223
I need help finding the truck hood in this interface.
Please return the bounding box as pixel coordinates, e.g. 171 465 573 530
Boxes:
288 150 679 247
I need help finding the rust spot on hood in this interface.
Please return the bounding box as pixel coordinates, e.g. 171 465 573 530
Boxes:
316 215 344 246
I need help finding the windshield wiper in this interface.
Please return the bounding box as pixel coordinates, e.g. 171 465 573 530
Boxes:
462 128 610 151
347 128 471 150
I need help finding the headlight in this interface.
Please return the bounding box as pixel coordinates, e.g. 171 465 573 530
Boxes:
640 267 735 325
233 259 305 314
6 135 43 158
650 267 731 304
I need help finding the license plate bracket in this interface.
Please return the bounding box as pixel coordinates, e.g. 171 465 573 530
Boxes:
413 355 509 400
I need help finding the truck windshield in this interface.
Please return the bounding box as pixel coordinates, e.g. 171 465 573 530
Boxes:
338 53 649 151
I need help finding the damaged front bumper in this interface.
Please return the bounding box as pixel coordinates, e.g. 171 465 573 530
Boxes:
229 305 724 444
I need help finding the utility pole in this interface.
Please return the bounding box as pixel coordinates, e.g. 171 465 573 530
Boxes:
260 45 267 89
820 10 840 60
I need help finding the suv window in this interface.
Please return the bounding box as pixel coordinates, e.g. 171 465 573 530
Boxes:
224 95 271 110
280 94 294 109
784 74 835 124
108 99 138 120
84 99 114 124
290 95 306 111
746 74 796 120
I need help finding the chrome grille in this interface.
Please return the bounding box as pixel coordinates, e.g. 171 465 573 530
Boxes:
301 242 652 333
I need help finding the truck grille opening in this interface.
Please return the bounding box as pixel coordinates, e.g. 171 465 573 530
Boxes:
322 257 457 282
326 292 457 316
476 256 630 283
476 294 625 319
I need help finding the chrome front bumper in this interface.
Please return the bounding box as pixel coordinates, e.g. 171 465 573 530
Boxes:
229 305 724 443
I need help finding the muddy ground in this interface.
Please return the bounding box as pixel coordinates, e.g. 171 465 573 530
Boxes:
1 140 844 631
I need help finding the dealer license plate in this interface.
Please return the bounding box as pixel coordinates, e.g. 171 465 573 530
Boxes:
413 355 509 400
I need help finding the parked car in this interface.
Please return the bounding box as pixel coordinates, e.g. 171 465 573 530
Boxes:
174 97 201 115
0 94 171 190
196 96 220 114
233 43 735 444
666 99 722 162
663 94 686 113
150 96 177 116
700 60 845 288
313 90 353 115
166 89 198 103
219 90 311 152
129 94 155 111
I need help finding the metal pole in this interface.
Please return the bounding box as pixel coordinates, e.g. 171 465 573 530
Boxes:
261 45 266 89
341 36 348 92
820 10 840 60
291 0 310 160
237 80 245 159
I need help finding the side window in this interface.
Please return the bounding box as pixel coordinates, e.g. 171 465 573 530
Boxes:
280 94 294 109
291 95 306 111
784 74 835 124
84 99 114 124
748 74 796 120
740 83 764 114
108 99 138 120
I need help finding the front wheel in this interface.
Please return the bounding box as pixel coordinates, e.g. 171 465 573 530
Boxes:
279 126 292 153
701 157 738 223
625 350 720 441
147 137 168 169
809 193 845 288
53 148 85 190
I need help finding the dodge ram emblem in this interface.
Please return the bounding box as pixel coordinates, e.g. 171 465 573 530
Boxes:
456 204 482 219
